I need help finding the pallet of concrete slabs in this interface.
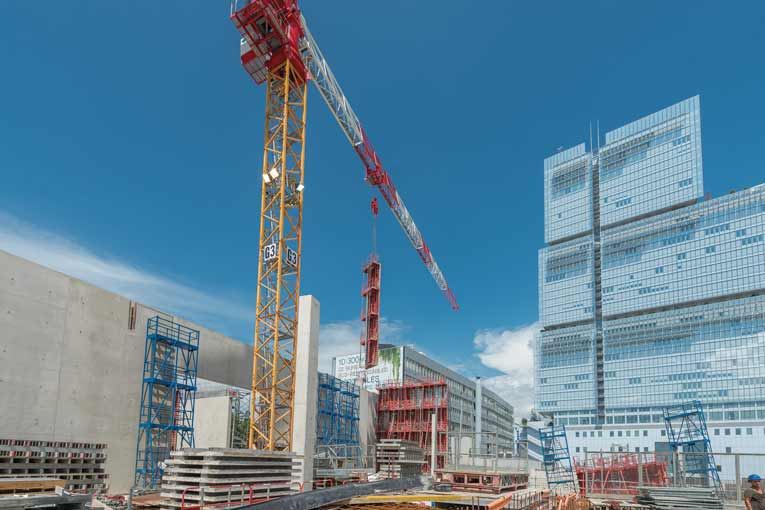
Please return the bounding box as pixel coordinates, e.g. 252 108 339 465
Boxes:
160 449 297 510
636 486 723 510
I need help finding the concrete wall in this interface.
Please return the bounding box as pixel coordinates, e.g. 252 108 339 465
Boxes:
358 388 377 456
0 250 252 493
194 394 233 449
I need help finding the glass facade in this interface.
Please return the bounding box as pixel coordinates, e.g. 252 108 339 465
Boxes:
544 144 593 243
603 295 765 412
539 236 594 327
599 96 703 227
602 185 765 316
535 324 596 413
535 95 765 427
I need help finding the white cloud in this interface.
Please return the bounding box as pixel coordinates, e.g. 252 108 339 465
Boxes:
0 210 254 336
318 318 406 373
473 322 540 419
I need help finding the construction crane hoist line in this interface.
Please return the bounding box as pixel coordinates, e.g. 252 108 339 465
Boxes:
229 0 457 451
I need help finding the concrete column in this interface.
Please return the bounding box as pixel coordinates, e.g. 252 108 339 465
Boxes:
291 295 320 490
475 377 482 454
358 388 377 466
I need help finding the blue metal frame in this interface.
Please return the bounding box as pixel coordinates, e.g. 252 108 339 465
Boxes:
663 400 723 495
316 373 359 447
134 316 199 489
540 424 577 490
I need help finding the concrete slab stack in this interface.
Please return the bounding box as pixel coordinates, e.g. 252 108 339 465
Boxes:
159 448 297 510
375 439 424 479
0 439 108 492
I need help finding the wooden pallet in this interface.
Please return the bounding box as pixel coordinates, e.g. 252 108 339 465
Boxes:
0 478 65 495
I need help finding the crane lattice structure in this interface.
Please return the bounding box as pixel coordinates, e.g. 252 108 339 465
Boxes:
662 400 723 495
540 425 577 493
134 316 199 488
229 0 457 450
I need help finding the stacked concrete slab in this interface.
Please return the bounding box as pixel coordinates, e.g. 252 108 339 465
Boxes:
0 439 107 491
375 439 424 479
160 448 296 509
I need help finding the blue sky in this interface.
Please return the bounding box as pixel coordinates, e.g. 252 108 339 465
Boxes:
1 1 764 415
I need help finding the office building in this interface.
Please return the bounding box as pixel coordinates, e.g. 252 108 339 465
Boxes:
536 96 765 465
333 344 515 450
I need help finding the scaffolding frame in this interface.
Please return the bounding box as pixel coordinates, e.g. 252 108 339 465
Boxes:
317 373 360 447
540 424 577 492
134 316 199 489
663 400 723 495
376 378 448 472
575 452 669 496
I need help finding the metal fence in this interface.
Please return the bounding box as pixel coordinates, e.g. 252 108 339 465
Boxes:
445 431 528 473
578 450 765 506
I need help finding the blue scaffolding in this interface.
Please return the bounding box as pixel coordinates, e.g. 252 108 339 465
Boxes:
134 316 199 489
316 373 359 448
663 400 722 494
540 424 577 491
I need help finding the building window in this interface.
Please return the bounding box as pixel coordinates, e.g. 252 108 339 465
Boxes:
575 432 580 437
725 429 731 436
610 431 614 437
643 430 648 437
661 430 666 437
618 431 623 437
748 428 753 435
726 447 732 454
576 447 580 453
736 428 742 435
598 431 603 437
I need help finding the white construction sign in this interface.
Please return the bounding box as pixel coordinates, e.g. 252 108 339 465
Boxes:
332 346 403 392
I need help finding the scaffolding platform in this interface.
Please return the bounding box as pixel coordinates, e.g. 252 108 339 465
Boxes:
317 373 360 448
663 400 723 495
135 317 199 489
540 424 576 492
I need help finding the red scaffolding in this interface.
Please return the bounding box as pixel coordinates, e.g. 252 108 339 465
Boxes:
575 453 669 496
360 257 381 369
376 379 448 472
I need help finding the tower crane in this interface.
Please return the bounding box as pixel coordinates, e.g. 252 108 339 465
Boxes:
229 0 458 451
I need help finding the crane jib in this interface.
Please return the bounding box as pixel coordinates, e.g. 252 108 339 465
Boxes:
298 16 458 311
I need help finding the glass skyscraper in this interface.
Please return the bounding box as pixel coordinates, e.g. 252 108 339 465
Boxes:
536 97 765 454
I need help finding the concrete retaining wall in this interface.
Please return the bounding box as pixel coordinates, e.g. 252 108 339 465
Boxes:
0 250 252 493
